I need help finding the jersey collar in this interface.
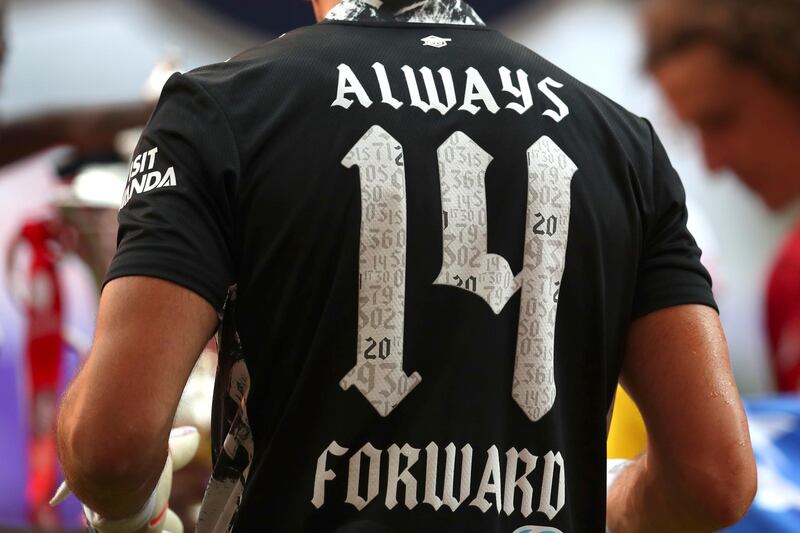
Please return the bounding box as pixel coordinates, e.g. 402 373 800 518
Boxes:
324 0 485 26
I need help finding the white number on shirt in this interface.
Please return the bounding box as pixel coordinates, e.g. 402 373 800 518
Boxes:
340 126 577 421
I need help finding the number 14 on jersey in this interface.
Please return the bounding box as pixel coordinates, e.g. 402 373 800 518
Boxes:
339 126 577 422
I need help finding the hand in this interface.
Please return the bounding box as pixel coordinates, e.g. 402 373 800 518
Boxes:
51 426 200 533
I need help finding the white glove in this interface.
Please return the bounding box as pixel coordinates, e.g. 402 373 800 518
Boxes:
51 426 200 533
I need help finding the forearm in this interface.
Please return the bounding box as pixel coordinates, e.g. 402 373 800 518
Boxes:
615 306 757 531
607 454 723 533
55 278 216 519
56 363 167 519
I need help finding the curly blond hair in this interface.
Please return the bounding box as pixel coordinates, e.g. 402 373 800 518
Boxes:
643 0 800 98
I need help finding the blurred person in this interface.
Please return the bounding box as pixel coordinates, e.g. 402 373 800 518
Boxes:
2 158 129 528
53 1 755 532
643 0 800 393
0 1 156 526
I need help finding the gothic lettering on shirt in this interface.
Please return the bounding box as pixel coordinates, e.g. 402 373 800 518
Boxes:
332 62 570 121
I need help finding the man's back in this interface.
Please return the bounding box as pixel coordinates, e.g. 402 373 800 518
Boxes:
107 8 715 533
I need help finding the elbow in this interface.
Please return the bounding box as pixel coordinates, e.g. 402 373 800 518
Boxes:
684 448 757 529
57 404 164 495
712 464 757 528
61 426 138 487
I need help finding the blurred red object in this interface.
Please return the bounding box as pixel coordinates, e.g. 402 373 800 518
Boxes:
767 222 800 392
9 219 64 527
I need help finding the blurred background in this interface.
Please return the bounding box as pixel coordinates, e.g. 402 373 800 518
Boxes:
0 0 797 531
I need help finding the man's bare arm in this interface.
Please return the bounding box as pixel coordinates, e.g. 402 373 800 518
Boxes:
56 276 217 519
607 305 756 532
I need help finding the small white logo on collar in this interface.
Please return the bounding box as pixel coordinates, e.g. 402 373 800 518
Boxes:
421 36 452 48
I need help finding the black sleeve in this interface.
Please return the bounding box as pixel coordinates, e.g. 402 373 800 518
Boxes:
104 72 239 312
631 121 717 319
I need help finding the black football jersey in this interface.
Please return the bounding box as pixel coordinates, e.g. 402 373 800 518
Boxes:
107 9 716 533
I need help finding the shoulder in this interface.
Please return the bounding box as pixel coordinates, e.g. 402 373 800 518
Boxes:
177 25 334 113
497 32 656 164
564 71 656 168
185 24 331 86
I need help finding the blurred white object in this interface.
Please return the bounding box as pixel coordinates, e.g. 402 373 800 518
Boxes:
63 324 92 359
686 199 723 295
115 128 144 162
175 349 216 431
143 46 183 102
52 164 128 209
